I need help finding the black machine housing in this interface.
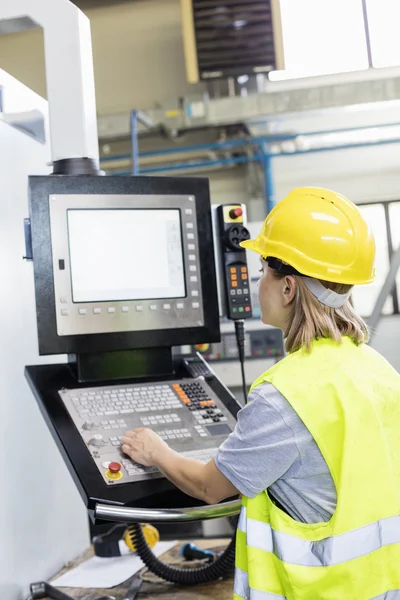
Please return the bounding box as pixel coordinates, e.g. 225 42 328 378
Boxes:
24 175 241 517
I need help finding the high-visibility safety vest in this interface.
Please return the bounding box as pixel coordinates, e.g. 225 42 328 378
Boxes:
234 337 400 600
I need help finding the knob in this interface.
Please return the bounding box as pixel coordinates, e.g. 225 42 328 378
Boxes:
229 207 243 219
224 225 250 251
83 420 97 430
89 434 105 447
108 462 121 473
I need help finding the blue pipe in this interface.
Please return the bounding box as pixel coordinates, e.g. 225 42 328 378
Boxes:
101 120 400 164
104 136 400 176
130 110 139 175
100 136 292 163
140 155 261 173
261 142 275 213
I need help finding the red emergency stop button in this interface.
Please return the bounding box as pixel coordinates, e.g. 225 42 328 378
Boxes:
229 207 243 219
108 462 121 473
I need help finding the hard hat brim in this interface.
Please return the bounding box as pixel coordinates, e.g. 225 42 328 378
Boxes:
240 239 262 254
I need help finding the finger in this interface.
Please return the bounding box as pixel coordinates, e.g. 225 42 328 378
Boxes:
121 436 133 445
123 428 145 439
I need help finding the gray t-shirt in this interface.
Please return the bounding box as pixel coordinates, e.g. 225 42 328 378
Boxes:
214 382 337 524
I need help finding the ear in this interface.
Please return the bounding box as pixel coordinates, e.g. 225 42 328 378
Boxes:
282 275 296 306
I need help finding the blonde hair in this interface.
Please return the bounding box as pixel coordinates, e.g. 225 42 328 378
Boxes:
271 270 369 354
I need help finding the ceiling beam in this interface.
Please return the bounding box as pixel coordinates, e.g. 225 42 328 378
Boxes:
72 0 141 10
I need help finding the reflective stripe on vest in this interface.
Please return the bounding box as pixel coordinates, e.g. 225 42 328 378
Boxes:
238 506 400 567
234 567 286 600
371 593 400 599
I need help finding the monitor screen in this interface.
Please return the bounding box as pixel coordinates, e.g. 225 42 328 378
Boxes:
44 190 211 342
67 209 186 303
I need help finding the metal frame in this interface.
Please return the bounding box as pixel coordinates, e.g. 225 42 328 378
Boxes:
95 499 241 523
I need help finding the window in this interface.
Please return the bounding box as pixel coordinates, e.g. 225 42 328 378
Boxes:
388 201 400 301
269 0 368 81
366 0 400 68
269 0 400 81
351 204 393 317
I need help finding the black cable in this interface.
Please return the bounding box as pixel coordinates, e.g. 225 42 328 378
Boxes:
234 319 248 404
128 524 236 584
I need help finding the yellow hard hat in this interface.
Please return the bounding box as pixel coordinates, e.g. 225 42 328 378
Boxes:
241 187 375 285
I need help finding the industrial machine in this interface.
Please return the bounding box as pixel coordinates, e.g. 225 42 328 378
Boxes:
25 175 242 515
24 176 253 592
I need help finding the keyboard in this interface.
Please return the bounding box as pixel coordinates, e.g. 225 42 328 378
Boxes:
59 378 236 486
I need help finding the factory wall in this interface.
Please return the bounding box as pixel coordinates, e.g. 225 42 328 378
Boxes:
0 0 204 113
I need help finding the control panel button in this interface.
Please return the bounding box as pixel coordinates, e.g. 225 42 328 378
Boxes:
190 276 198 282
188 244 195 250
185 208 193 215
229 207 243 219
192 302 200 309
122 306 129 313
61 309 69 316
93 308 101 314
136 306 143 312
176 303 184 309
191 291 199 297
149 305 157 311
189 254 196 261
187 233 194 240
108 462 121 473
163 303 171 310
189 265 197 272
186 223 194 229
60 297 68 304
195 343 209 352
108 307 116 314
78 308 87 315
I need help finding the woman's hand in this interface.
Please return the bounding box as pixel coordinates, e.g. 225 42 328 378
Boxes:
121 428 169 467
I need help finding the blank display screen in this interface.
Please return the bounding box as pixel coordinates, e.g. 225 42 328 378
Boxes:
67 209 186 303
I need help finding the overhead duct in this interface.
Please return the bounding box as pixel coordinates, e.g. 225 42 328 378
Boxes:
180 0 285 83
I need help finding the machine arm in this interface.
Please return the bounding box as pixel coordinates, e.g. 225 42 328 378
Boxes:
0 0 99 166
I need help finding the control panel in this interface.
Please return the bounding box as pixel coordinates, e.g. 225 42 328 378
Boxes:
187 328 284 362
215 204 252 319
58 378 236 486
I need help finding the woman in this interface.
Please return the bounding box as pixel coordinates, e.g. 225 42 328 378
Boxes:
122 187 400 599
